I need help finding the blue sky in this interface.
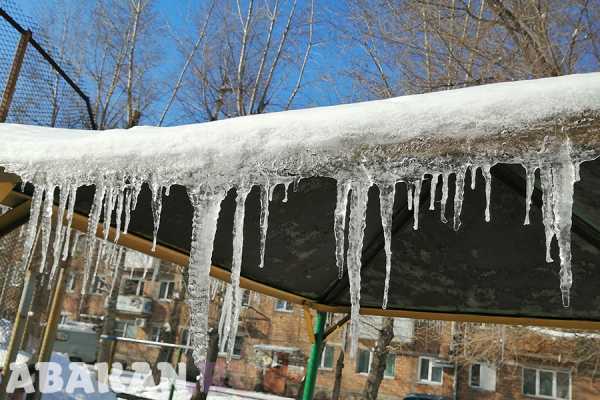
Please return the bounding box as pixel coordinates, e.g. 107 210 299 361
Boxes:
14 0 358 125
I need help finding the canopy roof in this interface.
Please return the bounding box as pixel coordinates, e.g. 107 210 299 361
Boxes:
1 73 600 329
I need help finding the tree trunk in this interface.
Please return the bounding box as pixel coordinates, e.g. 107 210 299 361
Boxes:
361 317 395 400
331 348 345 400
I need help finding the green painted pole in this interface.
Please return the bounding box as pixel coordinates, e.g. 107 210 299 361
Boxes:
302 311 326 400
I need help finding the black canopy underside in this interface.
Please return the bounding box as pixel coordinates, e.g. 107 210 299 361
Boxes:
60 159 600 322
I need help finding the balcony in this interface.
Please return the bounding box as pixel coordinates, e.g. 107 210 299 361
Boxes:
116 295 153 315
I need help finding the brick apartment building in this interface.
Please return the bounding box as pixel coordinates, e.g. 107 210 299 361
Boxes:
3 230 600 399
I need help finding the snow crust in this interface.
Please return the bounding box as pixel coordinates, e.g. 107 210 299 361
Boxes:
1 73 599 367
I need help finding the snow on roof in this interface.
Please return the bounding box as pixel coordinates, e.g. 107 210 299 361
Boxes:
0 73 599 184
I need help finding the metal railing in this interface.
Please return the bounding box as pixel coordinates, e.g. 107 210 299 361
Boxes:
0 1 96 129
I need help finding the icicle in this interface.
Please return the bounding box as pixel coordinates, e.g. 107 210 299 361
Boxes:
165 184 172 196
429 173 439 211
378 181 395 309
540 168 555 263
413 179 422 230
453 169 466 231
61 184 78 260
150 182 164 252
268 181 278 202
524 164 537 226
225 185 250 359
482 165 492 222
123 186 133 234
49 184 69 284
282 180 292 203
470 165 478 190
541 140 576 307
334 180 351 279
186 189 225 386
574 162 581 182
83 182 106 295
347 181 370 358
38 184 56 273
406 182 413 211
17 184 45 282
103 187 116 241
440 173 449 223
258 180 270 269
114 188 124 243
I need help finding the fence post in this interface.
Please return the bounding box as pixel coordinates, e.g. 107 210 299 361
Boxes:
0 29 31 123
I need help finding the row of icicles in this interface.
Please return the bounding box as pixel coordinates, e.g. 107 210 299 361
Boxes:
17 148 577 370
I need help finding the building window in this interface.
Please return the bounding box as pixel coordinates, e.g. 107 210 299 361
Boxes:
384 354 396 378
523 367 570 399
320 345 334 369
232 336 243 357
356 349 372 374
470 363 496 391
122 279 144 296
66 273 76 293
115 320 137 338
241 290 251 306
418 357 443 385
275 299 293 312
158 281 175 300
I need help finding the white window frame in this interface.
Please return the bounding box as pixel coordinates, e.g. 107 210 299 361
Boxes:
180 328 191 347
418 357 443 385
232 336 243 357
123 278 145 296
158 281 175 300
384 353 396 378
320 345 335 370
522 367 571 400
356 349 372 375
275 299 293 312
469 363 482 388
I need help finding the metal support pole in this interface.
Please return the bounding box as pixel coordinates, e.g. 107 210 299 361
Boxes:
0 30 31 122
0 267 38 399
302 311 326 400
32 260 68 399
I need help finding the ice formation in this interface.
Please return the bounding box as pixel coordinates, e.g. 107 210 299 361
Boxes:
0 73 598 367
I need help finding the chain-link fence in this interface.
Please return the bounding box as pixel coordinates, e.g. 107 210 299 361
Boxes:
0 0 96 129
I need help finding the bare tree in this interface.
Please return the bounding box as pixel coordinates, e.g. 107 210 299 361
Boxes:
338 0 600 98
362 317 395 400
169 0 316 123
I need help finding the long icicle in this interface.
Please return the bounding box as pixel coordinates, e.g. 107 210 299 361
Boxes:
470 165 478 190
482 165 492 222
413 179 422 230
187 189 225 388
61 184 78 260
83 181 106 295
38 184 56 273
151 181 164 252
334 179 351 279
406 182 413 211
453 168 467 231
114 187 124 243
429 173 439 211
226 185 250 359
524 164 536 225
49 183 69 284
20 184 45 277
258 180 270 269
440 172 449 223
540 167 555 263
347 181 370 358
379 181 395 309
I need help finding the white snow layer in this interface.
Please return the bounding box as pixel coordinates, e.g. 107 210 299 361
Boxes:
0 73 599 365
